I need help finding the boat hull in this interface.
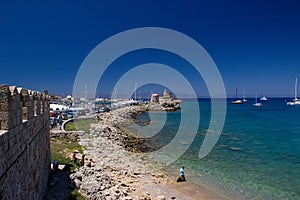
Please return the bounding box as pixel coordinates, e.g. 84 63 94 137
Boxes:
287 100 300 106
232 100 243 104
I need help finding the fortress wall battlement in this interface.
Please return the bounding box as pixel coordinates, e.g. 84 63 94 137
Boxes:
0 84 51 199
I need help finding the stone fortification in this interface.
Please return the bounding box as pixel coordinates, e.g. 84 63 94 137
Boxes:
149 89 182 111
0 84 51 199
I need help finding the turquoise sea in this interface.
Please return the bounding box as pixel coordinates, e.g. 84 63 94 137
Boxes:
128 99 300 199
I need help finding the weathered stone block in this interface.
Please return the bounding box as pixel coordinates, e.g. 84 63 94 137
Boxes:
0 111 8 120
1 120 9 130
0 102 9 112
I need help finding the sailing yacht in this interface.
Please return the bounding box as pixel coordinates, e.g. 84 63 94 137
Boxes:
260 96 268 101
232 87 243 104
287 77 300 106
253 93 263 107
243 91 247 102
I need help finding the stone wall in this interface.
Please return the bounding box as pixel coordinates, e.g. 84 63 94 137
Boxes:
0 84 51 199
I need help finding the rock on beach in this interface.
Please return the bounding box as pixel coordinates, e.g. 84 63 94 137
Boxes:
70 105 183 199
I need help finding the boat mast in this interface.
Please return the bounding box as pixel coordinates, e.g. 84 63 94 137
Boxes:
235 87 238 100
134 82 137 101
255 92 258 104
295 77 298 101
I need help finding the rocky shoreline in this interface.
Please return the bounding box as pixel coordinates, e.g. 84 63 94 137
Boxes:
70 105 221 200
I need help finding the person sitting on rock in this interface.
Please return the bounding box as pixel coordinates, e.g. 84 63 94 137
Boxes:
180 166 185 180
177 166 186 182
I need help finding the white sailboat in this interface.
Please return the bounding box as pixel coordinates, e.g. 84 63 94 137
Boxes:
287 77 300 106
243 91 247 102
260 96 267 101
232 87 243 104
253 93 263 107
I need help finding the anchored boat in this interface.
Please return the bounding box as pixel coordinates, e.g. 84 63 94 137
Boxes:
232 87 243 104
287 77 300 106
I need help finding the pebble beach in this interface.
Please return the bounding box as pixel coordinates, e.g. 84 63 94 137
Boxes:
70 105 223 200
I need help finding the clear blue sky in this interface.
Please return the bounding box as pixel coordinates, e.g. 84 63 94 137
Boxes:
1 0 300 98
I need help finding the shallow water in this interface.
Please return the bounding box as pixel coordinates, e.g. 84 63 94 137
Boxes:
128 99 300 199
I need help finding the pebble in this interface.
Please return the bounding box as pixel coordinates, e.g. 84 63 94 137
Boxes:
157 195 166 200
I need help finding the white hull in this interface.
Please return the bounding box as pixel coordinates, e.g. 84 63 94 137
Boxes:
253 102 263 107
232 100 243 104
287 100 300 106
260 96 267 101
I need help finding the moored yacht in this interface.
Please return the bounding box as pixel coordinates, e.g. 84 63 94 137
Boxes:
253 93 263 107
243 91 247 102
260 96 267 101
232 87 244 104
232 99 244 104
287 77 300 106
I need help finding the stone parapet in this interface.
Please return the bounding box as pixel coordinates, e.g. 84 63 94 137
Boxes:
0 84 51 199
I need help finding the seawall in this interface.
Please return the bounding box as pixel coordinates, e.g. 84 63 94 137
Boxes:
0 84 51 199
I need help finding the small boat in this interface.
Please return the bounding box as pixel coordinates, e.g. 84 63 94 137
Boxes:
232 99 244 104
232 87 243 104
260 96 267 101
243 91 247 102
253 93 263 107
287 77 300 106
